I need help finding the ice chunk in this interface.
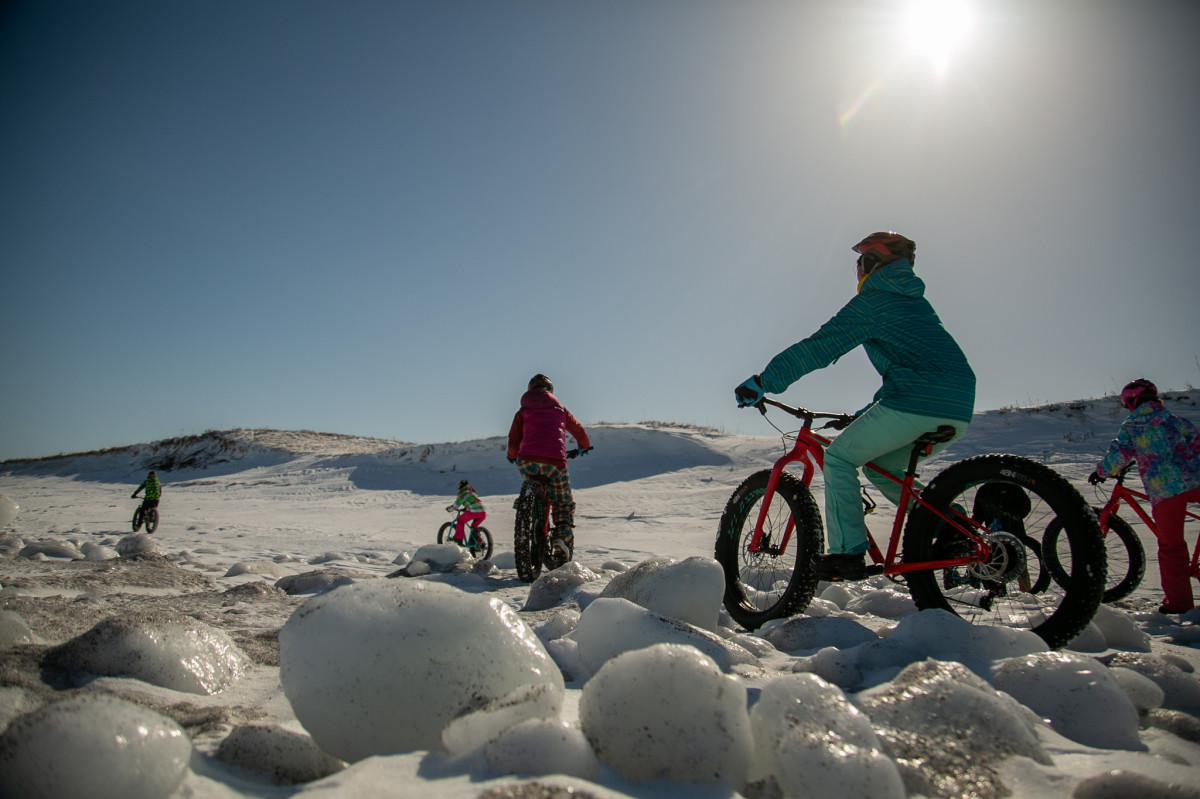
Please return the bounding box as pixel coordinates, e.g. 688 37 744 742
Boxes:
578 642 751 785
0 694 190 799
992 651 1144 751
48 612 248 695
279 579 563 762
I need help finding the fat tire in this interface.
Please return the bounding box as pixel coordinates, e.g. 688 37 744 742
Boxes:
132 507 143 532
437 521 454 544
903 454 1105 649
514 482 544 583
1043 510 1145 603
468 526 494 561
145 508 158 534
715 470 823 630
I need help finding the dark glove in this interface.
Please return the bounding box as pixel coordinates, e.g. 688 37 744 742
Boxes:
735 375 765 408
1087 470 1105 485
822 415 855 431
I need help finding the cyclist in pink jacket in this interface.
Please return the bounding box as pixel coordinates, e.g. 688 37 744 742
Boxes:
507 374 592 561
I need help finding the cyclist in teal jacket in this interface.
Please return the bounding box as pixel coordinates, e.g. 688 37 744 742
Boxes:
735 232 976 581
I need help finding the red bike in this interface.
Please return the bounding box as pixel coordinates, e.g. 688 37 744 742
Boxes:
715 399 1105 648
1042 462 1196 603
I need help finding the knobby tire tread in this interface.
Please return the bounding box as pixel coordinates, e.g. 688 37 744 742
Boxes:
1043 510 1145 603
514 483 543 583
902 454 1105 649
715 470 823 630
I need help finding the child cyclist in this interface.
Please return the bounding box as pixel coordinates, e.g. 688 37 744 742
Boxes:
1090 379 1200 614
507 374 592 562
735 231 976 582
131 471 161 514
446 479 486 544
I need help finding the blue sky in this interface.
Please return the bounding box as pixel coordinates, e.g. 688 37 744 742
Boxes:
2 0 1198 461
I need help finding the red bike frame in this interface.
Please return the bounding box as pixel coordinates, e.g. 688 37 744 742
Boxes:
1097 467 1200 581
749 398 992 575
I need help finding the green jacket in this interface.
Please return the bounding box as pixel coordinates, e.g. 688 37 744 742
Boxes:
759 260 976 423
133 475 161 500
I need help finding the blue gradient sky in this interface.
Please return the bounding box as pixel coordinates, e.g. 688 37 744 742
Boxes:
2 0 1198 460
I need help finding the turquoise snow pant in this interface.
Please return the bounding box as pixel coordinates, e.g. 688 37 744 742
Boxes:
823 403 967 555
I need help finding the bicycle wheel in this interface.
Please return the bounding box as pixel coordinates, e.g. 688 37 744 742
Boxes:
145 508 159 534
514 481 545 583
467 526 494 561
903 455 1105 649
1043 510 1145 603
715 470 824 630
131 507 143 532
437 521 455 545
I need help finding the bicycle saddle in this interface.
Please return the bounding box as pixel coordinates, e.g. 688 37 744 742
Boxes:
915 425 957 446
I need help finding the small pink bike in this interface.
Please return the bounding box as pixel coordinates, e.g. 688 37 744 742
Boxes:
715 398 1105 649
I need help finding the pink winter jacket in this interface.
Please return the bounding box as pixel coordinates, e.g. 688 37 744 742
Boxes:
507 389 591 468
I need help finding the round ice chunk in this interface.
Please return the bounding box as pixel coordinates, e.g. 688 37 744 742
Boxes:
279 579 563 762
0 694 191 799
579 642 751 785
49 612 248 695
484 719 599 780
992 651 1144 751
0 495 18 527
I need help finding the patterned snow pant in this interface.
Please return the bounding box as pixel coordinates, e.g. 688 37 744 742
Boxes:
516 460 576 531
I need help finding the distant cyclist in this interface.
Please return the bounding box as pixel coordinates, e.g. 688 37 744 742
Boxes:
131 470 161 516
446 479 487 544
507 374 592 561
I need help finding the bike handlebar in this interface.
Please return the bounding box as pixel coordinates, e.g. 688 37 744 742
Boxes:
755 397 855 428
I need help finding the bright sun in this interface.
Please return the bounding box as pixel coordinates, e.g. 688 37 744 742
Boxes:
903 0 974 74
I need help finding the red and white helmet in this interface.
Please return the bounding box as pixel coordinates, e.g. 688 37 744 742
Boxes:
852 231 916 274
1120 378 1158 410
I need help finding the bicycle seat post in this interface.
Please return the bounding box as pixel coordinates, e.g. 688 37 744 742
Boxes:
906 425 957 477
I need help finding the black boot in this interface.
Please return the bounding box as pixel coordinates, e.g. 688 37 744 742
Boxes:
813 553 868 581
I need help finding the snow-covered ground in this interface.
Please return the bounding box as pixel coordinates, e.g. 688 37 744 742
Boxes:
1 393 1199 799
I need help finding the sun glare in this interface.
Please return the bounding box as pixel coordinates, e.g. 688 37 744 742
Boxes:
904 0 974 74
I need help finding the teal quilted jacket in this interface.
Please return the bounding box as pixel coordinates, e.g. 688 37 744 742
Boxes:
759 260 976 423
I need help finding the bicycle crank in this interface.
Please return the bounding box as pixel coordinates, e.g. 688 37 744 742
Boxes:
966 531 1028 584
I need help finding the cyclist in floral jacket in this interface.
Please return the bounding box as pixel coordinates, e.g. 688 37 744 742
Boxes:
507 374 592 561
1091 379 1200 613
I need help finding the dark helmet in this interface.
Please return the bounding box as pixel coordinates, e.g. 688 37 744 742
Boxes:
457 479 470 491
528 374 554 392
1120 378 1158 410
852 231 916 275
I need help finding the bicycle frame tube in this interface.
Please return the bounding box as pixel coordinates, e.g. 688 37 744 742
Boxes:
1101 482 1200 579
750 423 987 573
1100 484 1155 530
748 429 824 553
